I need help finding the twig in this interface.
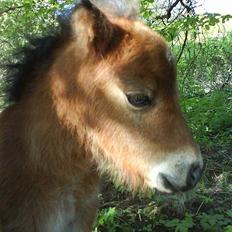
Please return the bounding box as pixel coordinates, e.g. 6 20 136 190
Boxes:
195 201 204 215
155 0 181 20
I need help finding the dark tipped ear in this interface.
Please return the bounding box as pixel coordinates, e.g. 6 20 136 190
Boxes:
81 0 93 9
70 0 124 57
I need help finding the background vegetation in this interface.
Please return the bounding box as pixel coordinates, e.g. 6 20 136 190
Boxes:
0 0 231 231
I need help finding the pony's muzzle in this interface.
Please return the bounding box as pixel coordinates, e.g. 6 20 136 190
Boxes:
158 163 202 193
148 152 203 194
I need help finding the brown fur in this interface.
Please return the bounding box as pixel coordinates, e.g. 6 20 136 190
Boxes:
0 1 202 231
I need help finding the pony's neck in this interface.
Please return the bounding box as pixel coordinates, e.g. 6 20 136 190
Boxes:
17 84 93 180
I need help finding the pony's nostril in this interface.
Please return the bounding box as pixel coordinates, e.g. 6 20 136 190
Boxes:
187 164 202 188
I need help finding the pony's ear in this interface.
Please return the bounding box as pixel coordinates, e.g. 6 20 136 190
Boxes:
70 0 124 57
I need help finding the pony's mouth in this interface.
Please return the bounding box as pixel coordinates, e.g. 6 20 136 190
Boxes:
157 173 180 193
156 173 198 194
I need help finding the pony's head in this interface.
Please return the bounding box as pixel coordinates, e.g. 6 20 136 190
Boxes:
38 0 203 193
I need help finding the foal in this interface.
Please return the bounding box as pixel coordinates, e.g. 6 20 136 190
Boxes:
0 0 203 231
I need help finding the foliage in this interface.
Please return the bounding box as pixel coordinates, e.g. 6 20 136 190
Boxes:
177 32 232 95
159 214 194 232
0 0 73 66
181 90 232 148
197 212 232 231
94 207 122 232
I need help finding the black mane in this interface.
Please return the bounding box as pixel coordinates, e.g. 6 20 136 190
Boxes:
2 1 84 104
4 33 63 103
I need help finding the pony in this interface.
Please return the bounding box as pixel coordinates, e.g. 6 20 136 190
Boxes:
0 0 203 231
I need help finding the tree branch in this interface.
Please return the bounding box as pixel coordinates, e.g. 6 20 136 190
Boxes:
154 0 194 21
180 0 192 13
155 0 181 20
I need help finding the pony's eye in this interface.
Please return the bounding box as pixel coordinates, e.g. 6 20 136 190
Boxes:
126 93 152 108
